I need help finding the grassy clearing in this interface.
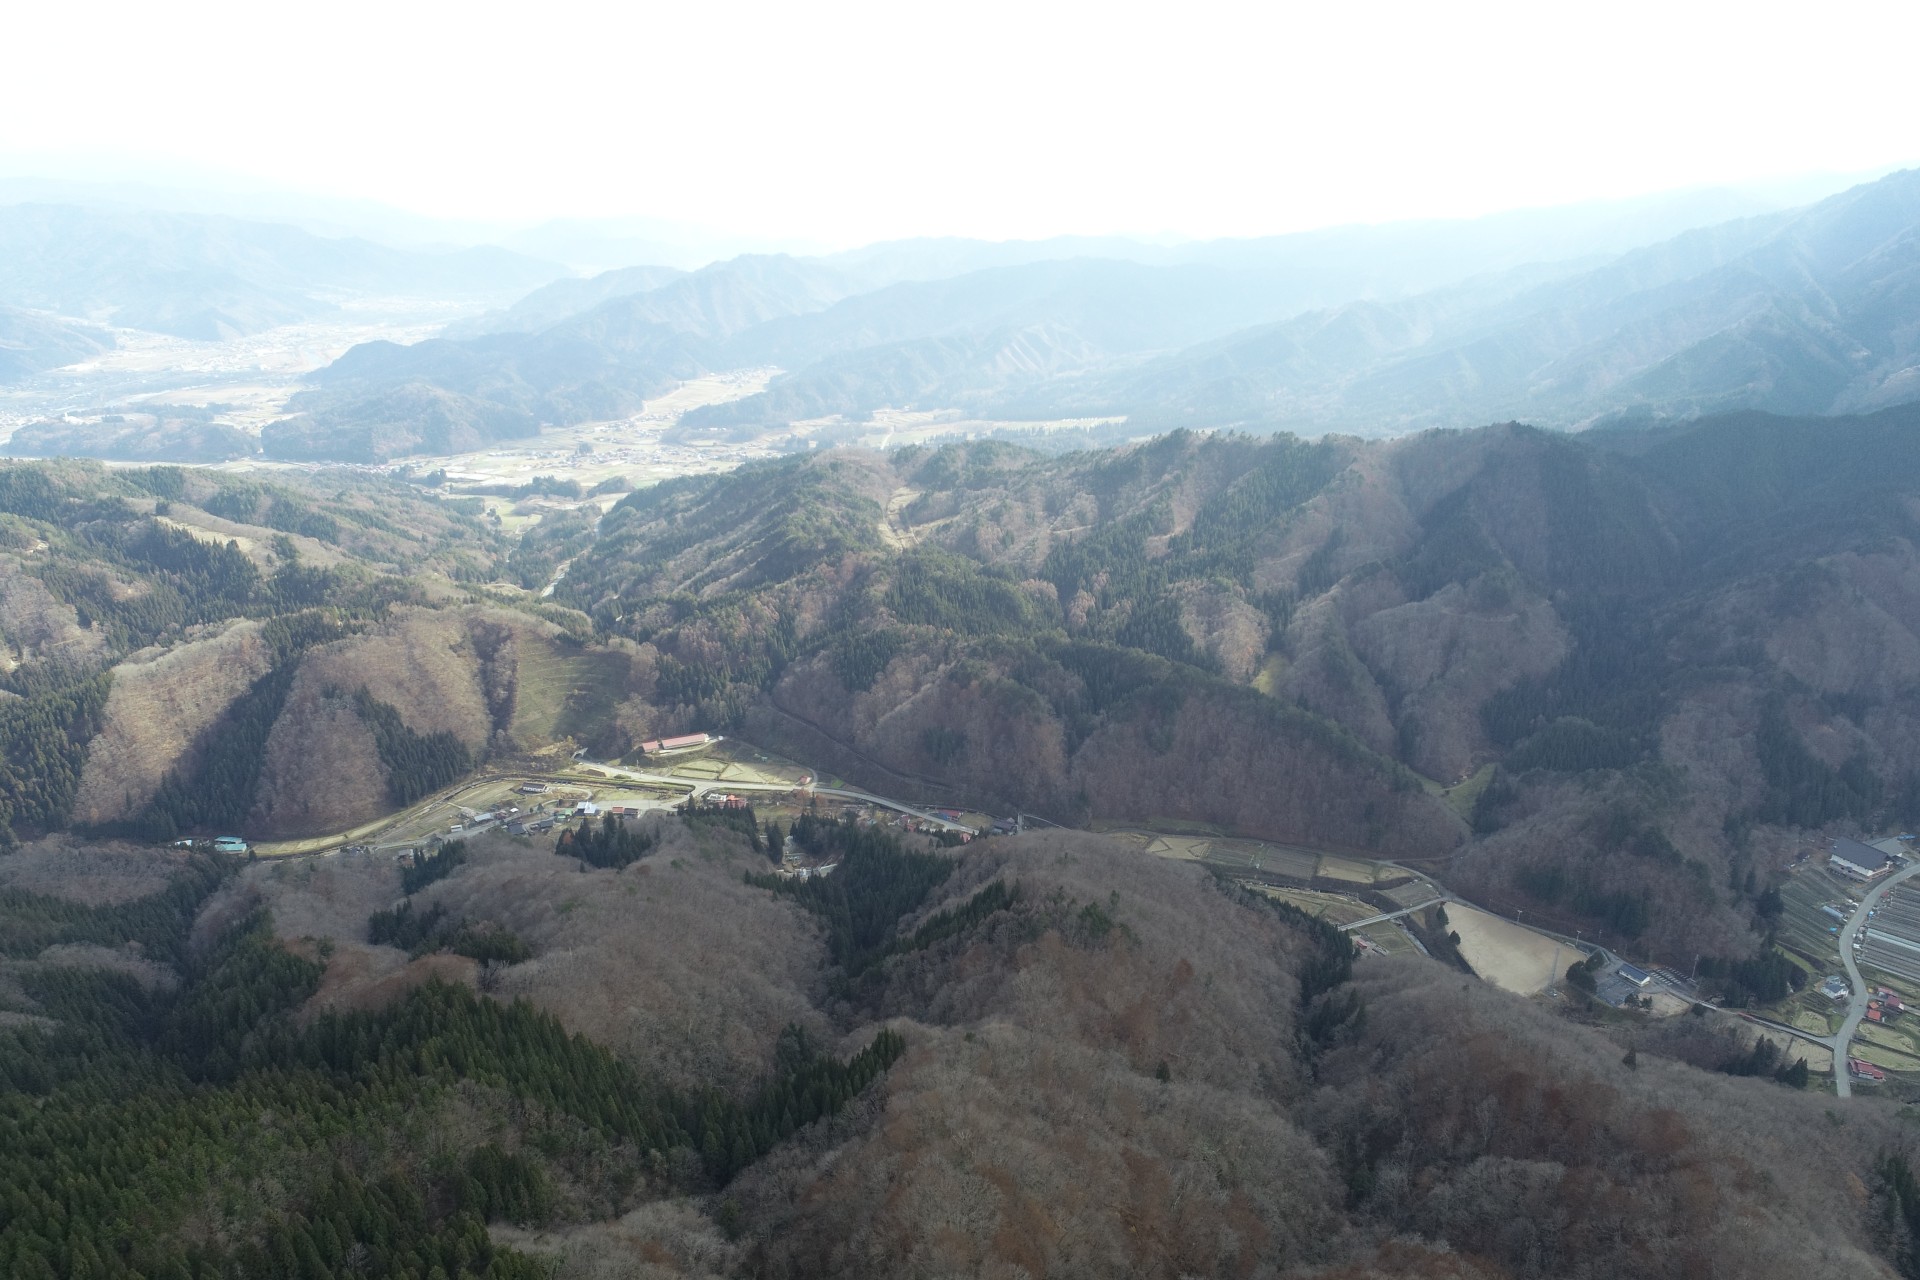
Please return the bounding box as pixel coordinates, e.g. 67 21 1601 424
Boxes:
1441 764 1495 823
1355 922 1417 956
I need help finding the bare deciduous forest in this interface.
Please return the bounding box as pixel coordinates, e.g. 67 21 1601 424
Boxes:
3 816 1908 1278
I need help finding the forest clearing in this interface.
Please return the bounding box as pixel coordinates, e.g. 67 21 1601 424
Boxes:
1441 903 1571 995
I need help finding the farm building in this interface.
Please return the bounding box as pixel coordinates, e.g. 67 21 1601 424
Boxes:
1851 1057 1888 1082
639 732 712 754
1831 837 1892 880
517 782 549 795
1616 963 1653 988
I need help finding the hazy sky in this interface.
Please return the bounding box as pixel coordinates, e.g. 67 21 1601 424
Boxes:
6 0 1918 246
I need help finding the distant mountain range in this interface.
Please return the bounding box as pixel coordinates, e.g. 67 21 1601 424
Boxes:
1060 168 1920 433
0 203 565 349
10 173 1920 455
256 168 1920 460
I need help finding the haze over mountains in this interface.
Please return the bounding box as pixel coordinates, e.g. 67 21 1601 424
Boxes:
219 167 1920 463
0 201 564 368
14 157 1920 1278
11 172 1920 466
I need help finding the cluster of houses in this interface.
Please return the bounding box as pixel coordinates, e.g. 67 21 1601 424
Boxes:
1867 986 1907 1026
570 801 649 819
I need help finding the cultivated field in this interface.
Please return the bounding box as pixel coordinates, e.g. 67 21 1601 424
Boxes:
508 633 631 749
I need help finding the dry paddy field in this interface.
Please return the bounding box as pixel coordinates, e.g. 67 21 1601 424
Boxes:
1445 903 1571 995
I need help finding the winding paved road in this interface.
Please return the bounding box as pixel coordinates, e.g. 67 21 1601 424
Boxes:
1338 897 1450 931
1833 855 1920 1097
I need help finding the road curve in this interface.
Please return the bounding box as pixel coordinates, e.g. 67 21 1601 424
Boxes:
1833 857 1920 1098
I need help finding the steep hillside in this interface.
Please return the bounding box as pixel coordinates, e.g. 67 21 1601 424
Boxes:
552 409 1920 961
0 461 651 844
70 620 277 827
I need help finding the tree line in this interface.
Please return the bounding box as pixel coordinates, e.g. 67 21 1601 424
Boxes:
750 817 957 978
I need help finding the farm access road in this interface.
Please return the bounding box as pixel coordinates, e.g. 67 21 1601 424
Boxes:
1834 852 1920 1098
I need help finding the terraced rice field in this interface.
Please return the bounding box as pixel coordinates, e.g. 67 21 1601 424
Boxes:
508 636 631 749
1775 861 1860 968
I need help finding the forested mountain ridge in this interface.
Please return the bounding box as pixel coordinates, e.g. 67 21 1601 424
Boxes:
0 459 660 846
5 431 1920 1277
552 405 1920 961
